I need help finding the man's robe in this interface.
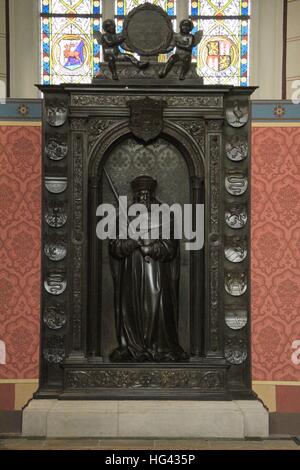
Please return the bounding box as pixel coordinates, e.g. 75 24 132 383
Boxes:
109 220 186 362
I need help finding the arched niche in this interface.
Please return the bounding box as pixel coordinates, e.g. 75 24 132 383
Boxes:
87 122 205 361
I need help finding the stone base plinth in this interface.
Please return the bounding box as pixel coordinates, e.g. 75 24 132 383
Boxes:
22 400 268 438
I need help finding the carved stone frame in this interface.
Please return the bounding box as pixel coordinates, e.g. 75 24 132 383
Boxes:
63 114 226 399
37 85 255 401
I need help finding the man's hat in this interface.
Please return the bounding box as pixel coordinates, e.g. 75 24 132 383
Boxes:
131 175 157 193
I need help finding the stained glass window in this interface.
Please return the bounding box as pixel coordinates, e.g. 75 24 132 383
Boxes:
40 0 102 84
115 1 175 17
190 0 251 86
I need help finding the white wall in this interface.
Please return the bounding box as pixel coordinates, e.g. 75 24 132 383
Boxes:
9 0 40 98
0 0 6 98
6 0 286 100
250 0 284 99
286 0 300 99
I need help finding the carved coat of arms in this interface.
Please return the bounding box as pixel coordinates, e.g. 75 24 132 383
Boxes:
128 97 166 143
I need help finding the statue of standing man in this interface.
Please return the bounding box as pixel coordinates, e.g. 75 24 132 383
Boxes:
109 175 187 362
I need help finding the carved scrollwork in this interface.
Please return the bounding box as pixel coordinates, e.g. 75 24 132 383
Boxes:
225 337 247 365
177 120 205 147
71 118 86 131
88 119 118 151
207 120 223 131
44 303 67 330
65 369 225 390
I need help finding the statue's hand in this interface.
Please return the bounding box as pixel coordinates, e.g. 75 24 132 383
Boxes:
140 245 151 256
116 33 125 44
123 239 140 253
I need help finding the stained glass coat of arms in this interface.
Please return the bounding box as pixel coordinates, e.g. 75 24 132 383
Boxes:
41 0 102 84
190 0 250 86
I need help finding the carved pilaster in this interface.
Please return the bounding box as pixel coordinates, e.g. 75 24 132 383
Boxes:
71 94 223 109
207 135 222 355
190 176 205 358
70 133 84 355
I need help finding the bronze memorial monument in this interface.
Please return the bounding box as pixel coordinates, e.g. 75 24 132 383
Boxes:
22 3 268 439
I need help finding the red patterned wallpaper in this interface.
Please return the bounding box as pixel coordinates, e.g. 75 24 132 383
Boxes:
251 127 300 381
0 125 41 378
0 124 299 384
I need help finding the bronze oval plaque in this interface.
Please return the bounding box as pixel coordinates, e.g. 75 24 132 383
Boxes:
123 4 173 56
225 309 248 330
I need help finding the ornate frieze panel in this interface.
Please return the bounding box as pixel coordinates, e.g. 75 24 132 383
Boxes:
65 369 225 390
71 94 223 109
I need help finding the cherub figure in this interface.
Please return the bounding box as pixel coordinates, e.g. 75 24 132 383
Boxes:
159 19 203 80
95 19 148 80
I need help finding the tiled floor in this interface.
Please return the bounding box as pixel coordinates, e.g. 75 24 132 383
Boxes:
0 437 300 450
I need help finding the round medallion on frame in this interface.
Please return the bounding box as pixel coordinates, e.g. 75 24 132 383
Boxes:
123 3 173 56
